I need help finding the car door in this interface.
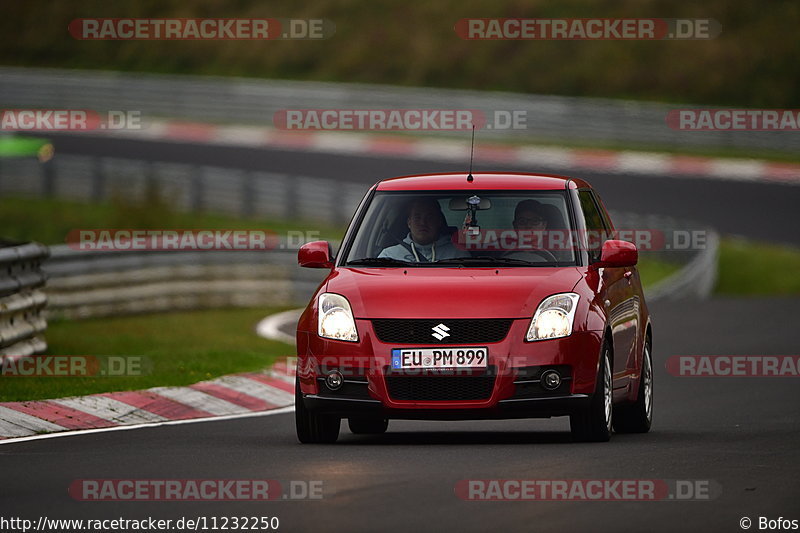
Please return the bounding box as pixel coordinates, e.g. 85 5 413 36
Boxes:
577 190 637 397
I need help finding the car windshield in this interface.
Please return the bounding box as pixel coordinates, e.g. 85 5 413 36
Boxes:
342 190 578 267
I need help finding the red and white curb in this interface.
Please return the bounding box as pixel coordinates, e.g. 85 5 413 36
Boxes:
99 119 800 185
0 362 296 441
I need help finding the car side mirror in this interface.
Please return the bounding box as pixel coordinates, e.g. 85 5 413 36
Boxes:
298 241 333 269
593 239 638 268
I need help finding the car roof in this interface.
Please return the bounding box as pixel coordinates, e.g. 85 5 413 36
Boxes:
375 172 591 191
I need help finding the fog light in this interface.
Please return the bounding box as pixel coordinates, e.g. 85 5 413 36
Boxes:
325 370 344 390
541 369 561 390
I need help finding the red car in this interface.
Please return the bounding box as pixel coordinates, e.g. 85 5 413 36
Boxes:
295 172 653 443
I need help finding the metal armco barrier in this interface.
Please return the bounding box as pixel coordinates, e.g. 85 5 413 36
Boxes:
0 241 49 358
43 242 329 320
0 156 369 226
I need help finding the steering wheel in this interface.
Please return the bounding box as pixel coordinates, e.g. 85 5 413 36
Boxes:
505 248 559 263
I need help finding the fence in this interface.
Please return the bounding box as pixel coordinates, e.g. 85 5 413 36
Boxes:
0 241 49 358
1 66 796 153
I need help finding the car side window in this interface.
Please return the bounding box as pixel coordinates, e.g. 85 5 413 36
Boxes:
578 190 609 263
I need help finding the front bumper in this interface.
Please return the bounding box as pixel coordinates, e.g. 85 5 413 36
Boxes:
297 318 603 418
303 393 591 420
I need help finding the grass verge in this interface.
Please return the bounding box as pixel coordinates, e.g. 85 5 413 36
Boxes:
716 239 800 296
0 308 295 402
0 195 346 245
636 256 682 288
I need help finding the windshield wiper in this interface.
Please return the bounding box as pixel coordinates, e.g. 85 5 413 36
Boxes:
435 256 540 266
346 257 413 266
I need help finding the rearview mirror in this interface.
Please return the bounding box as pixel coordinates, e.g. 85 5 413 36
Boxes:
593 239 638 268
298 241 333 269
448 196 492 210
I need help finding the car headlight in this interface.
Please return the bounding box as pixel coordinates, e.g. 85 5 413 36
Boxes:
526 293 580 341
318 293 358 342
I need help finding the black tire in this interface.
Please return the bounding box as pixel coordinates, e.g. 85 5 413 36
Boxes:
613 338 653 433
295 378 340 444
570 341 613 442
348 417 389 435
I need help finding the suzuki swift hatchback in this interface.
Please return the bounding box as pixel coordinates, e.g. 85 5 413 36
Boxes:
295 172 653 443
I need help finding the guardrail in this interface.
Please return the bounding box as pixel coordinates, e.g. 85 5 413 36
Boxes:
43 243 328 320
1 66 795 153
0 155 369 226
0 241 49 357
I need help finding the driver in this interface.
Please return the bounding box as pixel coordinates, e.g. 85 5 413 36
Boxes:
378 198 460 262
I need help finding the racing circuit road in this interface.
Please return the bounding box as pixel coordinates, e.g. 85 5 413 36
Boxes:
1 135 799 532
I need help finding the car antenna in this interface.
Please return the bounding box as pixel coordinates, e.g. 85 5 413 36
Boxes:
467 124 475 183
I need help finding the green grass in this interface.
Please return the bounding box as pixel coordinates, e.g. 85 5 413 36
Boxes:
0 195 346 245
716 239 800 296
636 256 682 287
0 308 295 402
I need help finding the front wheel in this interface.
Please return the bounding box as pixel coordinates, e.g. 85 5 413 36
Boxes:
295 378 340 444
570 342 612 442
613 338 653 433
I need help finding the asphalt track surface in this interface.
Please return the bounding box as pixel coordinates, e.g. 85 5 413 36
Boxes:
2 134 798 532
2 297 798 532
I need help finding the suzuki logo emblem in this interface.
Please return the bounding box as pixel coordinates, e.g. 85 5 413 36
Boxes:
431 323 451 340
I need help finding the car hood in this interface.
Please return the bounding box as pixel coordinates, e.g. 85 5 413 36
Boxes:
326 267 583 319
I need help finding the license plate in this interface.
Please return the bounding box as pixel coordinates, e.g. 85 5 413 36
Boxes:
391 347 488 369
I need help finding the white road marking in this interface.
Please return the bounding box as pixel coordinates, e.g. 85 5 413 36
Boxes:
256 309 301 345
0 406 294 446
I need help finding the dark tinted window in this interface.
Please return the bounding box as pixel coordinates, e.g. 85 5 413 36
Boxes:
578 190 608 263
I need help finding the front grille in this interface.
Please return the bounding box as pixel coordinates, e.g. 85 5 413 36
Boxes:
372 318 513 344
385 368 496 401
